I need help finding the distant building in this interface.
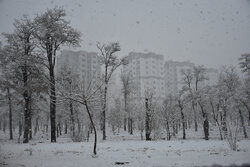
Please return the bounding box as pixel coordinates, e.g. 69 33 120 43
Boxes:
204 68 219 86
164 60 194 96
123 52 165 101
56 50 101 87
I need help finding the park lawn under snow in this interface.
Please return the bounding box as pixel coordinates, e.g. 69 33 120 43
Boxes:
1 130 250 167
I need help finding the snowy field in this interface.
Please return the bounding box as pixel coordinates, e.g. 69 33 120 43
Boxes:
1 130 250 167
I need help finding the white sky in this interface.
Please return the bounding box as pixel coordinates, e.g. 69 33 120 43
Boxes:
0 0 250 69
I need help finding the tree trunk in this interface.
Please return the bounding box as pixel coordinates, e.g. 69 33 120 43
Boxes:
192 102 198 131
129 118 133 135
34 117 39 136
241 101 250 126
7 88 13 140
145 98 151 141
18 118 23 143
64 120 68 134
166 121 171 140
128 118 130 133
23 90 30 143
175 121 178 134
59 122 62 136
222 107 227 138
57 123 59 137
199 102 209 140
181 111 186 140
70 101 75 136
102 85 107 140
77 118 81 134
29 104 32 140
46 124 48 133
140 128 143 141
112 125 115 135
124 91 129 133
124 118 127 131
50 70 56 142
211 102 223 140
239 109 248 138
3 119 6 133
203 118 209 140
85 101 97 155
188 119 191 129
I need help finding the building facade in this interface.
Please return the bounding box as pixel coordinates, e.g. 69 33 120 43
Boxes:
164 60 194 96
56 50 101 87
123 52 165 101
204 68 219 86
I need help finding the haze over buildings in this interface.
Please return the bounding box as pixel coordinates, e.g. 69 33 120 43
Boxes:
56 50 101 87
57 50 218 106
1 0 250 69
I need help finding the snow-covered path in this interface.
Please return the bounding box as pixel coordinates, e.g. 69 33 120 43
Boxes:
1 138 250 167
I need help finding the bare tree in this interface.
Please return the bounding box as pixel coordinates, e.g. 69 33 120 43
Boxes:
144 89 157 141
176 90 187 140
120 70 134 134
181 65 208 137
0 46 14 140
34 7 81 142
97 42 126 140
239 54 250 125
1 16 46 143
193 65 208 131
240 79 250 126
161 95 178 140
109 98 123 134
197 88 210 140
208 86 224 140
136 101 145 140
234 84 248 139
57 66 102 155
239 53 250 74
217 66 240 138
181 68 197 131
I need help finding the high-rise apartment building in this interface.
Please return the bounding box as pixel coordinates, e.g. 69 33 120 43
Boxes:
164 61 218 96
123 52 165 100
164 60 194 96
56 50 101 86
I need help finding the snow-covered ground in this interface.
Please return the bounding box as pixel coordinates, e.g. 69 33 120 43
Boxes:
0 129 250 167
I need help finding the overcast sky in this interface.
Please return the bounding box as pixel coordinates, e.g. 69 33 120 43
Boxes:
0 0 250 69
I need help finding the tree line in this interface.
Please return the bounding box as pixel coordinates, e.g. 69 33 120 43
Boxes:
0 7 249 155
